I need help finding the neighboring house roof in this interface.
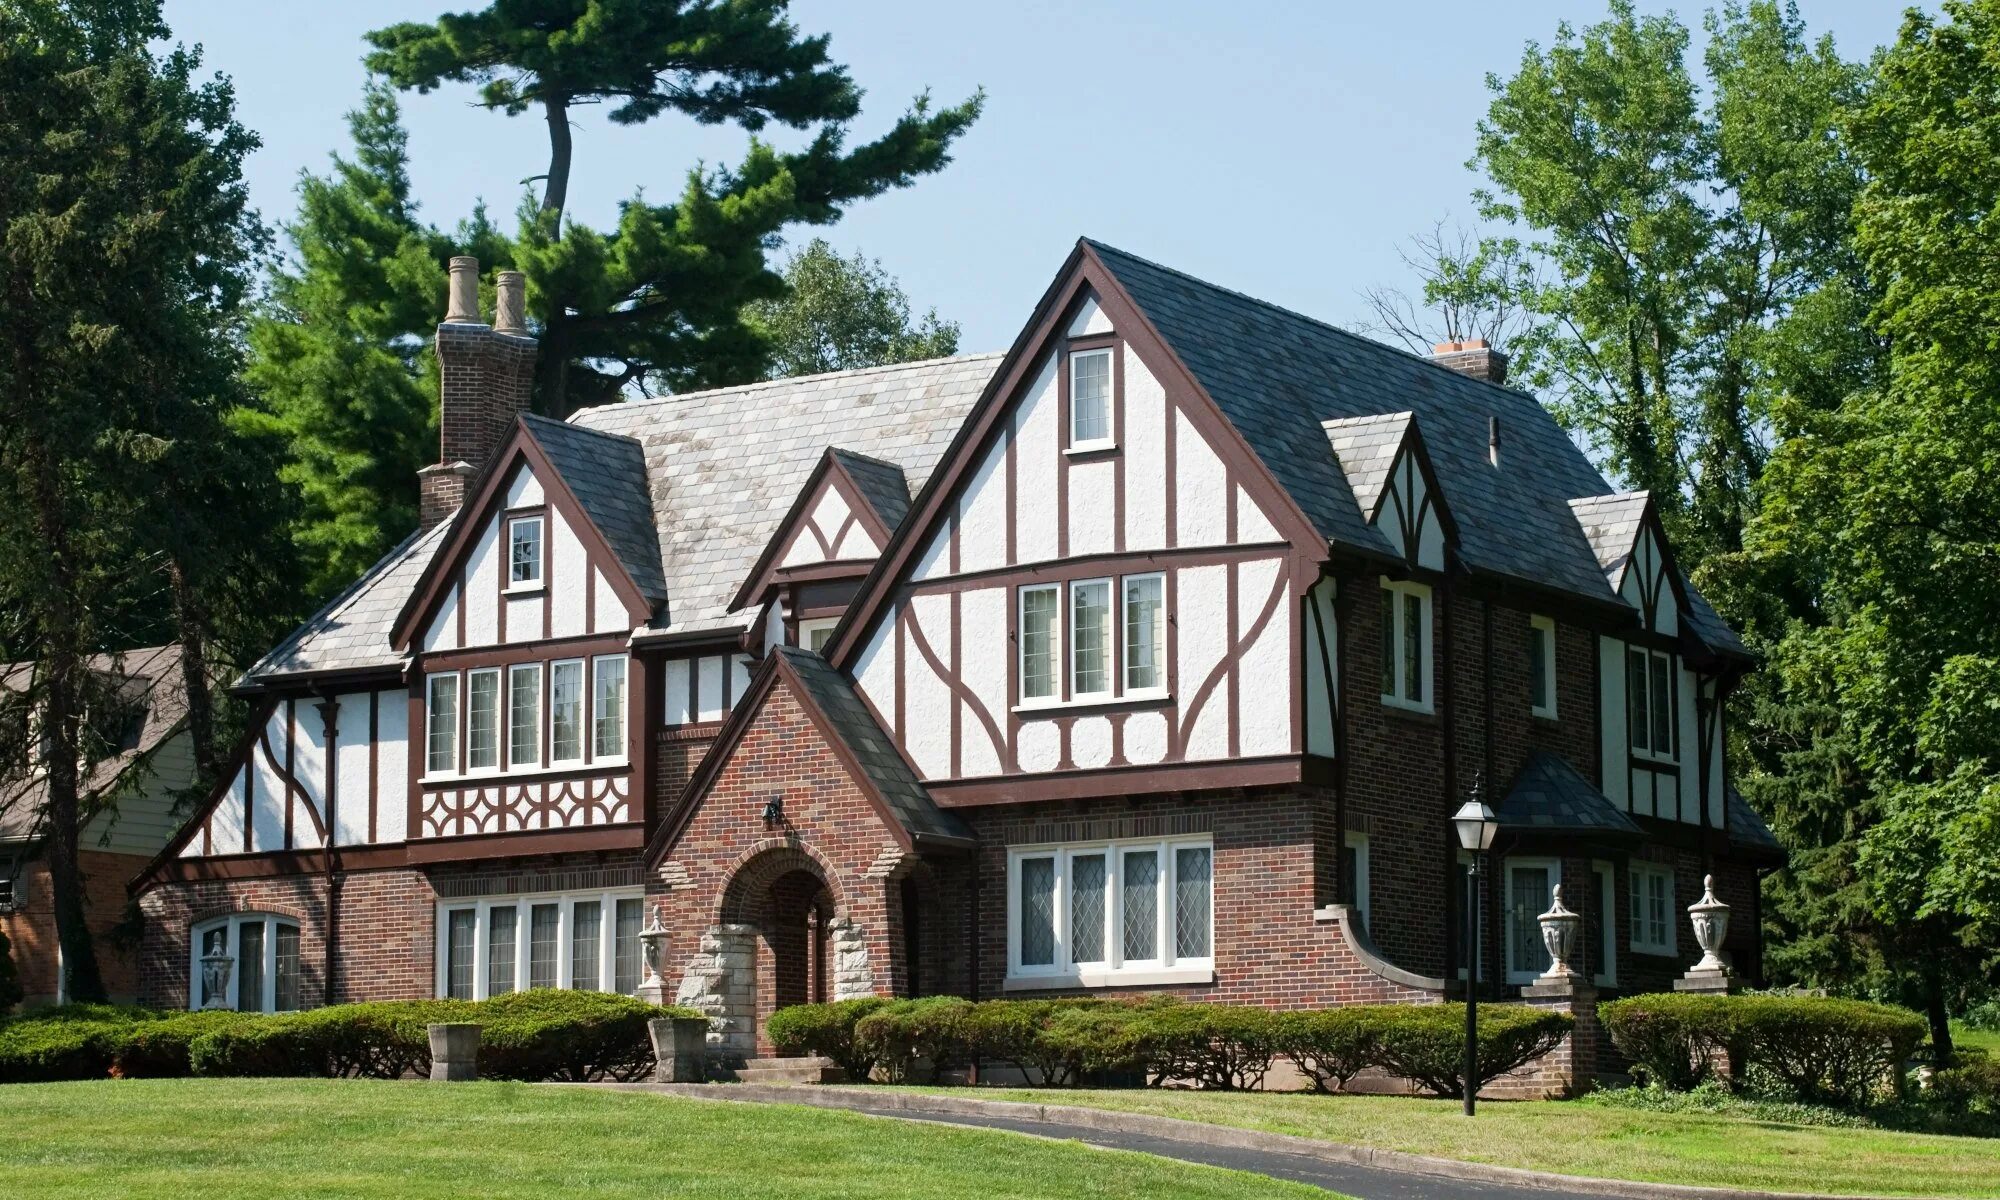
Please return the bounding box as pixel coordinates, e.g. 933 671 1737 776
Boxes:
573 353 999 640
774 646 971 847
0 644 190 842
1321 412 1412 523
1495 751 1643 841
829 449 913 533
519 414 668 607
243 523 447 685
1725 785 1785 865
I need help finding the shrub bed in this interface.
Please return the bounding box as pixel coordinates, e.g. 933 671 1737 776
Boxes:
765 996 888 1081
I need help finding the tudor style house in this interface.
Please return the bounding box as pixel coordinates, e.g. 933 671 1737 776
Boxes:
134 245 1780 1063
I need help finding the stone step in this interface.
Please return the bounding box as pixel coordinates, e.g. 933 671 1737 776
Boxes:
735 1056 846 1085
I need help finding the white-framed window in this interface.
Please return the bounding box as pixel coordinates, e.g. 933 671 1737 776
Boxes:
0 850 23 913
426 673 459 775
466 667 501 771
593 654 628 761
191 913 301 1013
798 617 839 654
1019 584 1061 702
1069 578 1113 699
1529 614 1558 719
1006 835 1213 988
1123 574 1165 695
1591 859 1618 987
1379 578 1433 712
508 663 541 768
1068 347 1114 449
549 659 584 765
507 515 544 589
1629 862 1676 956
1627 645 1678 762
1341 831 1370 931
436 889 645 1000
1504 856 1560 984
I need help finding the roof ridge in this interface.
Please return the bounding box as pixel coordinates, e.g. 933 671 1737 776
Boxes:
572 351 1006 422
529 411 642 447
827 447 908 473
1083 237 1533 399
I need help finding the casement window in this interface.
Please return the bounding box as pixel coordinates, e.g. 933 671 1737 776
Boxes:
1378 578 1433 712
1504 857 1560 984
592 655 627 760
508 663 542 768
1627 646 1678 762
797 617 839 654
466 668 501 771
507 515 544 589
1018 574 1170 707
549 659 584 764
425 673 459 775
1007 836 1213 988
1341 831 1370 931
1529 614 1558 719
1590 860 1618 986
436 889 644 1001
1067 348 1114 449
1629 862 1676 956
191 913 301 1013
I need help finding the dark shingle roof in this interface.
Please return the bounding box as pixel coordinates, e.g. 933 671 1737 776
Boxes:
1725 785 1785 864
1496 752 1643 839
2 645 190 840
776 646 970 846
522 414 667 607
830 449 913 533
243 525 444 683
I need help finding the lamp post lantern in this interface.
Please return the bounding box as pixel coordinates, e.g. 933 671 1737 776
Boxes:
1451 776 1500 1117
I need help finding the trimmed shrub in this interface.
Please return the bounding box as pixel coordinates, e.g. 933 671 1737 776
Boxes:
855 997 974 1083
187 1000 470 1078
114 1011 260 1078
1732 995 1925 1107
1039 1001 1156 1080
960 998 1101 1086
1933 1049 2000 1117
1599 993 1737 1091
1370 1004 1572 1098
766 997 889 1081
1138 1001 1281 1090
1275 1007 1382 1093
477 989 694 1083
0 1005 147 1082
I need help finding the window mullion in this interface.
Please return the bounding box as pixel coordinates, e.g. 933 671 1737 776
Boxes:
1108 847 1124 971
1160 841 1175 967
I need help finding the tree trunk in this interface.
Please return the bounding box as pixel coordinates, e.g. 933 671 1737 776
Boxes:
167 556 225 785
1924 955 1954 1064
541 94 572 231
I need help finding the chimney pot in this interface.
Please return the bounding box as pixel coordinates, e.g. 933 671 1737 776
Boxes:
1430 337 1509 386
494 270 527 335
445 256 481 324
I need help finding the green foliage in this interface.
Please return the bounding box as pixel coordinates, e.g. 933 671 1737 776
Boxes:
764 996 888 1080
185 1000 470 1079
476 989 688 1083
1582 1079 1874 1128
854 996 974 1084
1273 1007 1382 1094
0 929 19 1013
956 998 1099 1087
0 1005 144 1083
1932 1050 2000 1118
1600 993 1736 1090
748 239 960 378
1369 1004 1572 1099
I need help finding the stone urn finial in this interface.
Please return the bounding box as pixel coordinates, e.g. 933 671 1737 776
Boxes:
1687 874 1731 974
639 905 668 986
1537 885 1584 981
200 948 235 1011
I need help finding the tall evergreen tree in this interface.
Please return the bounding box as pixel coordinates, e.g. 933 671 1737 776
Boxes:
0 0 275 999
749 239 959 378
364 0 982 412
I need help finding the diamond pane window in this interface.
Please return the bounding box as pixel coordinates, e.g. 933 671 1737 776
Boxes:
1070 854 1106 963
1122 850 1159 961
1174 846 1211 959
1020 857 1056 966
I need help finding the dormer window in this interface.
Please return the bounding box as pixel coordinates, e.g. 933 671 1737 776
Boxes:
508 515 544 589
1068 349 1113 449
1627 646 1677 762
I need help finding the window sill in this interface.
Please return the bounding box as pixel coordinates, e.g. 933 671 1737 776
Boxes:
1531 708 1558 722
1379 698 1437 721
503 583 546 597
1003 964 1214 991
1013 693 1173 716
421 759 628 787
1063 441 1118 458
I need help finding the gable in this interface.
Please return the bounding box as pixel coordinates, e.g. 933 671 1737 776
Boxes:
730 448 904 614
1622 517 1681 637
1326 413 1454 572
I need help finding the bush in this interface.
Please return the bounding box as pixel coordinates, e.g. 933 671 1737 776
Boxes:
0 1004 147 1082
1600 993 1737 1091
187 1000 470 1079
114 1011 260 1078
1932 1049 2000 1117
477 989 693 1083
1370 1004 1572 1098
1137 1001 1281 1090
960 998 1101 1086
855 997 974 1083
1275 1007 1382 1093
765 997 888 1081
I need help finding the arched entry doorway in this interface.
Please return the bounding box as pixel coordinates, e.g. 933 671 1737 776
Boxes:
711 843 867 1056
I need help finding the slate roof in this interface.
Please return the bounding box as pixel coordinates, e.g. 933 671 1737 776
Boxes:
1495 751 1643 840
1725 785 1785 863
1322 412 1411 522
574 353 999 638
243 524 446 683
830 448 913 533
775 646 971 846
2 644 190 840
1567 492 1653 591
521 414 667 605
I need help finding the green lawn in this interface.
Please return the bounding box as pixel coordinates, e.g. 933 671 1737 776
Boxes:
0 1078 1331 1200
1955 1023 2000 1057
896 1086 2000 1198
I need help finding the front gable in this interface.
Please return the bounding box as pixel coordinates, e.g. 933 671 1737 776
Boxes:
730 448 904 614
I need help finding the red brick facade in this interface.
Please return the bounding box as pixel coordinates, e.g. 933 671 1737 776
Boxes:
2 849 149 1005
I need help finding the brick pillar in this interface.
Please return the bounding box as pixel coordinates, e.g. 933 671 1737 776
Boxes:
417 461 476 533
1519 976 1600 1097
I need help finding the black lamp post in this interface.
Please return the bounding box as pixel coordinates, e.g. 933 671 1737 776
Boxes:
1451 776 1499 1117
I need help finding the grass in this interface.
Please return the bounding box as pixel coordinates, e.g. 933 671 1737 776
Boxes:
1954 1022 2000 1057
894 1085 2000 1198
0 1078 1334 1200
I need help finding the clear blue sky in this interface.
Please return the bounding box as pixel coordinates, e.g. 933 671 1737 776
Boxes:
160 0 1912 354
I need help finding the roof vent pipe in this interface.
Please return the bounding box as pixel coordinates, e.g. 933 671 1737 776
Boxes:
1489 416 1501 467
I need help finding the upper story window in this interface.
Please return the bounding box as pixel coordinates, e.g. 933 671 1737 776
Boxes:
192 913 300 1013
467 668 501 770
1629 862 1676 955
1019 572 1167 708
1529 614 1558 719
550 659 584 764
507 515 544 589
592 655 627 759
1379 578 1433 712
797 617 839 654
426 673 459 775
1067 348 1114 449
1626 646 1677 762
426 653 627 780
1008 835 1212 988
508 664 542 767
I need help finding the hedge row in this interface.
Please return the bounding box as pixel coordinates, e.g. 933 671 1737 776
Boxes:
0 991 705 1084
768 996 1572 1095
1599 993 1927 1106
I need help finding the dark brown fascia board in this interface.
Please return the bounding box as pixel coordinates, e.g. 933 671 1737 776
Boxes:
729 449 852 614
627 626 746 652
129 697 280 894
826 240 1328 671
135 844 409 892
390 420 654 651
927 755 1306 807
402 823 644 864
231 663 408 699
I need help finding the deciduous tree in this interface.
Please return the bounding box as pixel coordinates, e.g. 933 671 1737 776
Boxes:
749 239 959 378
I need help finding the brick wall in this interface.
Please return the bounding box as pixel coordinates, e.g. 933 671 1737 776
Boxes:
1 849 150 1006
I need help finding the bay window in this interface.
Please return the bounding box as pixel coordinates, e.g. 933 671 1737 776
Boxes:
423 654 627 778
1627 646 1677 761
593 654 627 760
1068 348 1113 448
1379 578 1432 712
425 673 458 775
1007 836 1213 987
1629 862 1676 956
191 913 301 1013
437 889 645 1000
508 663 541 768
1018 573 1170 707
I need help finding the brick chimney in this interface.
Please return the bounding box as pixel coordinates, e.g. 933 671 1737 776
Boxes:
1430 338 1509 386
417 258 538 531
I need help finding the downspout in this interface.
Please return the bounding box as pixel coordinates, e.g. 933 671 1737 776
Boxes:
1333 570 1352 909
1439 559 1458 990
315 695 341 1006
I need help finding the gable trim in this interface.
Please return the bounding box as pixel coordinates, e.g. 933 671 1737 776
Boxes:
129 698 278 892
1379 418 1460 562
728 448 899 614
